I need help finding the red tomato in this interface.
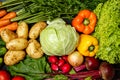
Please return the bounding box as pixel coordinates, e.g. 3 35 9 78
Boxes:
0 70 11 80
12 76 25 80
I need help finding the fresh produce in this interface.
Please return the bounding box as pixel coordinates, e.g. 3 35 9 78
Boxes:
74 57 100 72
0 9 7 17
58 59 65 67
0 38 6 67
99 62 115 80
77 34 99 57
29 21 47 39
7 55 52 80
0 38 6 56
68 51 84 67
0 29 17 43
0 12 16 20
12 76 25 80
72 9 97 34
53 74 68 80
48 55 71 74
61 55 68 62
66 62 115 80
0 47 7 56
0 9 18 32
0 22 18 32
0 57 2 64
51 63 59 71
0 57 3 67
61 63 71 74
0 0 119 79
92 0 120 64
40 18 79 56
26 39 44 59
48 56 58 64
0 19 11 27
4 50 26 66
0 38 6 46
6 38 28 50
0 70 11 80
16 21 29 39
0 0 107 24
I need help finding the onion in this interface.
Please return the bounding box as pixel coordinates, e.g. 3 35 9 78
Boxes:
68 51 84 67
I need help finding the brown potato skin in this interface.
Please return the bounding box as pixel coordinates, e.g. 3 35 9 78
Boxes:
26 39 44 59
16 21 29 39
29 21 47 39
6 38 28 50
4 50 26 66
0 29 17 43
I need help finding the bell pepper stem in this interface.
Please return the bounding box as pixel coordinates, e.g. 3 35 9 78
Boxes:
88 45 95 52
83 18 90 26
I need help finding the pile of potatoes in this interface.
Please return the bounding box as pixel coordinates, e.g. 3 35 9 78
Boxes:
0 21 47 66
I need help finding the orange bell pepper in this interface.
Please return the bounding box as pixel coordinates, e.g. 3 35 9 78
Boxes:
72 9 97 34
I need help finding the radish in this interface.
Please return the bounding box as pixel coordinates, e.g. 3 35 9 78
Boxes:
61 63 71 74
48 56 58 64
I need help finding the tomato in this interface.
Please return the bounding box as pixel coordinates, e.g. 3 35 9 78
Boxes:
0 70 11 80
12 76 25 80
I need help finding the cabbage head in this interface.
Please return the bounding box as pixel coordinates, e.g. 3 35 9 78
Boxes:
40 18 79 56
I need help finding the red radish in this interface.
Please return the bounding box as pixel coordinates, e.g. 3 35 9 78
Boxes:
61 55 68 62
58 59 65 67
74 57 99 72
48 56 58 64
61 63 71 74
51 63 59 71
12 76 25 80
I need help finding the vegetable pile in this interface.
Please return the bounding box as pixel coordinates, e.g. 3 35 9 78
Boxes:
0 0 120 80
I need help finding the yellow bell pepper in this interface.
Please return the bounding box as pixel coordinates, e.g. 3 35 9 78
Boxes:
77 34 99 57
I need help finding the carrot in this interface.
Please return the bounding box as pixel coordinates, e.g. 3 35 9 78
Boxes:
0 19 11 27
0 9 7 17
0 22 18 32
0 12 16 20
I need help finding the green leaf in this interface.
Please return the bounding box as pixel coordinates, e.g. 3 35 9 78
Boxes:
7 55 52 80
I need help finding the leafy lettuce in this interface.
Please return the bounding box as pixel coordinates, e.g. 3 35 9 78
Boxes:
93 0 120 64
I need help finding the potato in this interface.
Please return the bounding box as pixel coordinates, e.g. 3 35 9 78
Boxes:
4 50 26 66
6 38 28 50
29 21 47 39
26 39 44 59
0 29 17 43
16 21 28 39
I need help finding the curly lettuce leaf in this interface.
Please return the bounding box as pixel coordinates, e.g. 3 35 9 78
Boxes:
93 0 120 64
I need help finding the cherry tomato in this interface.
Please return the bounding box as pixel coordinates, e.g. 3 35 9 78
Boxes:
12 76 25 80
0 70 11 80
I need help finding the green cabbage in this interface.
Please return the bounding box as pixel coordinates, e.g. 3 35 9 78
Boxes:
40 18 79 56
